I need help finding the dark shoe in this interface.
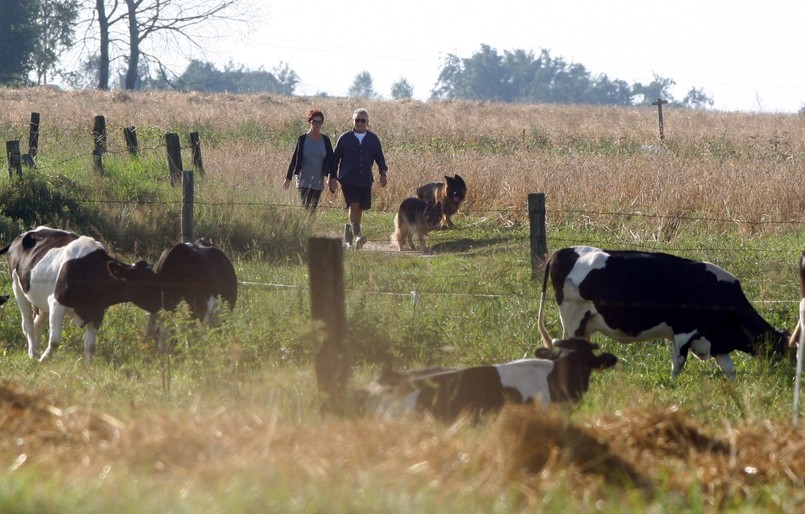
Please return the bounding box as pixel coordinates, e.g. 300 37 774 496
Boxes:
353 236 367 250
343 224 353 246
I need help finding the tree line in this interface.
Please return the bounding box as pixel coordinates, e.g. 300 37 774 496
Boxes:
0 2 712 108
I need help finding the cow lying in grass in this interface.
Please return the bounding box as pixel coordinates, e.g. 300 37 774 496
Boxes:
358 338 617 422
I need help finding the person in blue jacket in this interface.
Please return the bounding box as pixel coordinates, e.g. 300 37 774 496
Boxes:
328 108 388 249
284 109 333 214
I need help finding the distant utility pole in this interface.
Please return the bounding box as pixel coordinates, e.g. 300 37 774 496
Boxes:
652 98 669 141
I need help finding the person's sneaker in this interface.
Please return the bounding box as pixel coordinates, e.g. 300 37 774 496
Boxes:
343 224 353 247
353 236 367 250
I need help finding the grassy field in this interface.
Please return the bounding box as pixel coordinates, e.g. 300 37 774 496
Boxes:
0 88 804 512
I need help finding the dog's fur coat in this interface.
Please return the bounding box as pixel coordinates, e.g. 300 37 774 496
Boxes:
415 174 467 229
391 198 442 252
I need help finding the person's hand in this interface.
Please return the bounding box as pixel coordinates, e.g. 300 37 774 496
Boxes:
379 175 387 188
328 177 337 194
283 178 291 190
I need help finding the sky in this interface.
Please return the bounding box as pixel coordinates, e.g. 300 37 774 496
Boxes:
204 0 805 113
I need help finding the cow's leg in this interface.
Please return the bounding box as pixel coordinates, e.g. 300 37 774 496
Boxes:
40 300 67 361
145 311 159 339
204 296 220 327
713 354 737 381
82 325 99 362
32 309 47 357
146 311 172 354
11 279 38 358
671 332 697 378
558 306 594 339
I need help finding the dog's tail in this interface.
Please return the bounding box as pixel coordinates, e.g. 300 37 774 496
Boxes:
390 212 403 250
537 253 555 349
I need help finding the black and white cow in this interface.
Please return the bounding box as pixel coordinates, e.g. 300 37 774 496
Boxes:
538 246 789 380
358 338 617 422
143 240 238 351
0 226 163 361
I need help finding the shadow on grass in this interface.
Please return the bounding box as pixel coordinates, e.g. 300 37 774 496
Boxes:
430 237 510 253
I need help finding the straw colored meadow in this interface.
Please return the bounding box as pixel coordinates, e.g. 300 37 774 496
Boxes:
0 88 804 513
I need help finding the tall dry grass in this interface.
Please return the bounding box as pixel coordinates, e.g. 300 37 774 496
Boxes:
3 87 804 236
2 88 805 511
2 382 803 511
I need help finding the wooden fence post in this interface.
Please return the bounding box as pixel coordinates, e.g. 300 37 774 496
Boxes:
26 112 40 167
6 141 22 179
92 115 107 173
164 133 183 186
309 237 352 416
182 171 194 243
529 193 548 280
189 132 205 175
123 127 139 156
652 98 669 142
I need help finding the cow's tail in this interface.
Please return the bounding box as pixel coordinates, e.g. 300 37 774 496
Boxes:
537 254 555 350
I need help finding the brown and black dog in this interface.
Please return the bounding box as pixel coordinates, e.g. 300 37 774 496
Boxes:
391 197 442 252
415 174 467 229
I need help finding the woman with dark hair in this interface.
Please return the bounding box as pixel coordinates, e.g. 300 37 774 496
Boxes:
284 109 334 213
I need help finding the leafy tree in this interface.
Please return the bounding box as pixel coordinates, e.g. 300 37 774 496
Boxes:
32 0 80 85
272 61 299 96
161 60 297 94
390 78 414 100
348 71 376 99
0 0 39 85
679 87 714 109
631 73 676 106
432 45 707 108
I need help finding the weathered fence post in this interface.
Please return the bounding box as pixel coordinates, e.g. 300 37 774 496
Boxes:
529 193 548 280
189 132 205 175
182 171 194 243
123 126 139 156
6 141 22 179
92 115 107 173
309 237 352 416
652 98 669 142
164 133 183 186
25 112 40 168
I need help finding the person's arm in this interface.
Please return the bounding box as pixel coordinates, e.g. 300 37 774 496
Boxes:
373 133 388 178
286 135 303 180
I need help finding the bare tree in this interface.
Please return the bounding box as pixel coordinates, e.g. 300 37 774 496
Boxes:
94 0 116 90
84 0 258 90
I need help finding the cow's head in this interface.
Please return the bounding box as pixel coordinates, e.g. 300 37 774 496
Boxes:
534 338 617 403
106 259 163 312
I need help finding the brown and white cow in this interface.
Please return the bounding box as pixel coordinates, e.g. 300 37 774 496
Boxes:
358 338 617 422
1 227 238 361
142 240 238 352
538 246 790 380
0 226 163 361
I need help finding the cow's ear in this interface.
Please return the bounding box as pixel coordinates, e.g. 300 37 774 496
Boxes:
593 353 618 370
534 347 556 360
107 261 127 280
